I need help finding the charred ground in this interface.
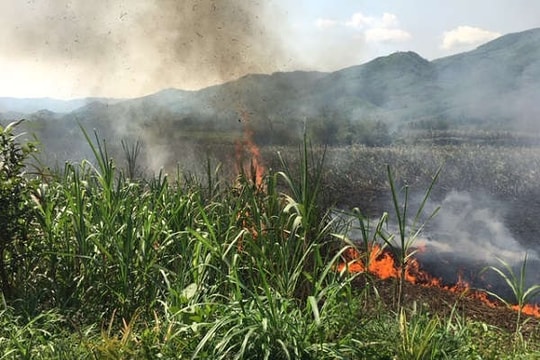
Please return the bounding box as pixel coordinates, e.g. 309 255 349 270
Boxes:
359 275 540 337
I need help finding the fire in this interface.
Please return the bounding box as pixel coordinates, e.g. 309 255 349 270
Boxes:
232 107 266 251
512 304 540 317
338 243 539 317
235 107 265 189
337 244 439 283
338 244 398 279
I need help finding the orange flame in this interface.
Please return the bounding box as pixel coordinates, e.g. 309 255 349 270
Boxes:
235 108 265 188
512 304 540 317
338 243 539 317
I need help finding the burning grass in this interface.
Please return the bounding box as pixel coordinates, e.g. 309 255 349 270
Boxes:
338 243 540 319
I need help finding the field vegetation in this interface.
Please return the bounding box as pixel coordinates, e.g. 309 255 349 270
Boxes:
0 121 539 358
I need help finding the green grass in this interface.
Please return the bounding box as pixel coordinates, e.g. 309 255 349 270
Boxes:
0 126 539 358
482 254 540 337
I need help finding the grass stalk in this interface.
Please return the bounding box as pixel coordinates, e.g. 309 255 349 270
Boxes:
481 254 540 337
379 165 441 310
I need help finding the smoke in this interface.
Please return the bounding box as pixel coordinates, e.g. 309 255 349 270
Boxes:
0 0 289 98
0 0 297 172
417 190 540 300
422 191 535 263
137 1 288 89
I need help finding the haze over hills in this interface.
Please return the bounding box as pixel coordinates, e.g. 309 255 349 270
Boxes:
0 97 123 114
1 27 540 164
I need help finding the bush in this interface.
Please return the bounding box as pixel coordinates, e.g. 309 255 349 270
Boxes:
0 120 37 298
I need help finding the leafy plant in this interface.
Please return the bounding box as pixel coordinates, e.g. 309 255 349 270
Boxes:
1 126 540 358
275 135 337 300
121 138 143 180
379 165 441 310
397 307 442 360
481 254 540 336
0 120 37 298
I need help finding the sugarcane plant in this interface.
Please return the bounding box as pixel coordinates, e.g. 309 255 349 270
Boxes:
379 164 441 311
481 253 540 338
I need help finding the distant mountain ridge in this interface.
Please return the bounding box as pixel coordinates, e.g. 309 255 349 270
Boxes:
2 27 540 149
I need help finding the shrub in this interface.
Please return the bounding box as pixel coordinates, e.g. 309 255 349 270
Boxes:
0 120 37 298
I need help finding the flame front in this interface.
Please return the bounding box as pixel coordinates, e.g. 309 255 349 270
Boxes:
512 304 540 317
338 243 540 318
338 245 441 285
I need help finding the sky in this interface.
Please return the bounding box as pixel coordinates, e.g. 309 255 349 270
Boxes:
0 0 539 99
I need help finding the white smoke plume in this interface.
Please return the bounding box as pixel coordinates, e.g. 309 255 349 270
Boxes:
421 190 538 263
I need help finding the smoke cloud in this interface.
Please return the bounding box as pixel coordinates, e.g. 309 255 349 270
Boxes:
422 191 535 263
0 0 289 97
418 190 540 299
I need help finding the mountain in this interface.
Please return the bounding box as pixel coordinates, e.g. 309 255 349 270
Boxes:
433 28 540 128
64 27 540 130
310 51 440 120
2 27 540 160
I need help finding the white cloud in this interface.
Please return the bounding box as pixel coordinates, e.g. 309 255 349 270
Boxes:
344 11 411 43
315 18 338 29
441 26 501 50
345 12 375 29
380 13 399 28
346 12 399 30
366 28 411 43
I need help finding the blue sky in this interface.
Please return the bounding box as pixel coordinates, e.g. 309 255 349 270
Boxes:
280 0 540 65
0 0 539 99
